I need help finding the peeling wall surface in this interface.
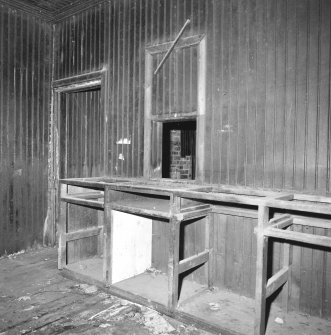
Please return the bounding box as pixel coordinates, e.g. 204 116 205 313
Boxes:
0 5 52 255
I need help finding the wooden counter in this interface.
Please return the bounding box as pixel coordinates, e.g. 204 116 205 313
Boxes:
58 177 331 335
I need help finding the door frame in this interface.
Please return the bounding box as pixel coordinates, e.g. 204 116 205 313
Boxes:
47 69 108 246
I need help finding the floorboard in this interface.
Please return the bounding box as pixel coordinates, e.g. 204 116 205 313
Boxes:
0 248 211 335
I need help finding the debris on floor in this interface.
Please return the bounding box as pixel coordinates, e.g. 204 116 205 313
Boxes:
208 302 221 311
17 296 31 302
77 283 98 294
142 309 176 334
146 267 162 277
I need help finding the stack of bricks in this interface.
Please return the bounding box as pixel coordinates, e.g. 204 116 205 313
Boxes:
169 130 192 180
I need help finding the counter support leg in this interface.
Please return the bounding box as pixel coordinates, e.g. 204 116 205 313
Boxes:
103 187 113 285
168 217 180 311
281 241 292 316
58 184 68 270
254 205 270 335
205 214 215 289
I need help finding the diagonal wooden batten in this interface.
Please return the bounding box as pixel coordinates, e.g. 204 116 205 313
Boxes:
178 250 209 274
66 227 102 242
154 19 191 75
266 267 289 298
269 215 293 229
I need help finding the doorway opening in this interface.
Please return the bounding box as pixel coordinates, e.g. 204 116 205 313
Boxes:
59 87 103 179
162 120 196 180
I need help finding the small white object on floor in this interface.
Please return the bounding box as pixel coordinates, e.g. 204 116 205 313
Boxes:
208 302 221 311
17 296 31 301
274 317 284 325
79 284 98 294
99 323 112 328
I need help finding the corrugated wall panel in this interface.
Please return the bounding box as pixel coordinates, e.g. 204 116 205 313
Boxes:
0 5 52 255
53 0 331 318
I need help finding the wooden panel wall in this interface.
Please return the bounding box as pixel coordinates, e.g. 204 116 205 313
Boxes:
207 0 331 195
152 47 198 116
55 0 331 195
0 5 52 255
53 0 331 318
60 89 104 179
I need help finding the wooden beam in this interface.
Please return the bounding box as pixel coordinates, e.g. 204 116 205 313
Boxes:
212 205 258 218
268 193 294 201
150 113 197 122
264 228 331 248
60 178 106 189
176 189 263 206
293 193 331 203
66 192 104 199
263 198 331 215
178 250 209 274
292 216 331 229
110 203 170 220
266 267 289 298
146 35 205 55
66 227 102 242
180 204 211 213
53 70 104 91
61 196 104 209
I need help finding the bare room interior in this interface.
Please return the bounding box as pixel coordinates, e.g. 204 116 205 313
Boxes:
0 0 331 334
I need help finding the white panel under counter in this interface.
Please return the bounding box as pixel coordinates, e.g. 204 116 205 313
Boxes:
111 210 152 283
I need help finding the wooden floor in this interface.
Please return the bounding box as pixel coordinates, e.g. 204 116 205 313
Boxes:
0 248 210 335
65 257 331 335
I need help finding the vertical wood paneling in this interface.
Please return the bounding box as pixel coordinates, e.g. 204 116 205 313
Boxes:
0 5 52 255
211 0 331 195
52 0 331 319
61 89 103 178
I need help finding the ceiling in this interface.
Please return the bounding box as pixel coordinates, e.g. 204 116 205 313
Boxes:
25 0 83 14
1 0 106 22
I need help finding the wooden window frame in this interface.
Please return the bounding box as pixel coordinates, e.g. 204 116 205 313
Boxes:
144 35 206 182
